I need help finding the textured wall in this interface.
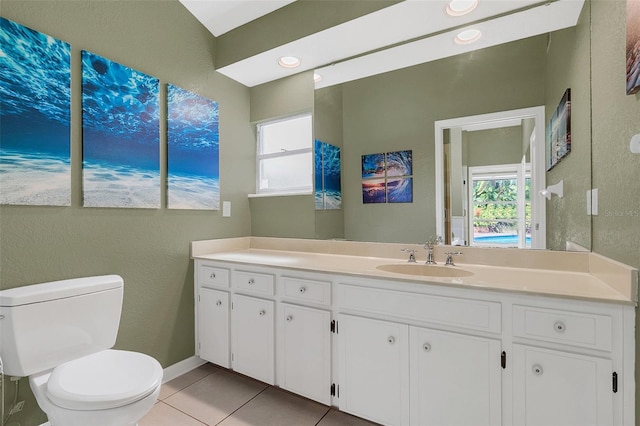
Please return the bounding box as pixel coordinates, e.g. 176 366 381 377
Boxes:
544 4 592 251
0 1 253 424
590 1 640 419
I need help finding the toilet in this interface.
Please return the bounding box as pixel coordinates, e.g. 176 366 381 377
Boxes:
0 275 163 426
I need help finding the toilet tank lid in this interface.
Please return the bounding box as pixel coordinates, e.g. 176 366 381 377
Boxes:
0 275 123 307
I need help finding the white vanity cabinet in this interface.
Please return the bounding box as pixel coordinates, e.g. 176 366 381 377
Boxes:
410 326 502 426
194 257 635 426
338 314 409 426
197 287 230 367
231 293 275 384
278 275 332 405
510 302 621 426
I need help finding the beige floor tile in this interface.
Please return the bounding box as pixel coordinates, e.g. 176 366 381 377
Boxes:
164 369 268 425
140 401 206 426
317 408 380 426
218 387 330 426
159 363 220 400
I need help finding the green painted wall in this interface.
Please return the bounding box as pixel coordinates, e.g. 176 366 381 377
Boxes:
589 1 640 419
0 1 253 424
341 35 547 243
314 85 345 239
249 71 317 238
464 126 524 167
544 2 592 251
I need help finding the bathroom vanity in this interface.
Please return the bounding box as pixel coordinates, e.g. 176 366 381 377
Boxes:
191 237 637 426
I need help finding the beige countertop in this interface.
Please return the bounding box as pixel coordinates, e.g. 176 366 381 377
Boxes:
192 238 638 305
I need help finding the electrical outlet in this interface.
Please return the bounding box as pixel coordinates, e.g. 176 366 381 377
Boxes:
9 400 25 415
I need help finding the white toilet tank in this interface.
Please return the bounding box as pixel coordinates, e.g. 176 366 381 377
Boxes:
0 275 124 377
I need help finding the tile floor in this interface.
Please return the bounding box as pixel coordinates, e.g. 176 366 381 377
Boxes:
141 363 378 426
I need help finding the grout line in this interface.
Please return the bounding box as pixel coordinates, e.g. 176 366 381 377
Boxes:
213 383 270 425
160 368 221 401
156 401 208 426
315 407 333 426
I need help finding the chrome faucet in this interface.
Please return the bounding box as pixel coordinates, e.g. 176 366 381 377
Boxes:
423 236 443 265
445 251 462 266
401 248 417 263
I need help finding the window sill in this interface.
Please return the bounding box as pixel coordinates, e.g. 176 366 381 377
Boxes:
248 191 312 198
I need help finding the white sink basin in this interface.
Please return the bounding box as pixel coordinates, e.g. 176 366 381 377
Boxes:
376 263 474 278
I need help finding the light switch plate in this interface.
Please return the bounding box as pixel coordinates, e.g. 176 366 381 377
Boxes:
222 201 231 217
587 189 598 216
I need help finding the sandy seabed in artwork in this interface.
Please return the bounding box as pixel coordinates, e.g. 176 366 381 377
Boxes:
168 175 220 210
0 150 71 206
83 162 160 208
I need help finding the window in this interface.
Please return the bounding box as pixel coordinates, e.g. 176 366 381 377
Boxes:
256 113 312 195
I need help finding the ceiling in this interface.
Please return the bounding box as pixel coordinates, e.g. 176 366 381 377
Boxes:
179 0 585 88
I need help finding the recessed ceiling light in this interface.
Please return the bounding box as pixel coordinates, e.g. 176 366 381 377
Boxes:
445 0 478 17
278 56 301 68
454 28 482 45
313 73 322 83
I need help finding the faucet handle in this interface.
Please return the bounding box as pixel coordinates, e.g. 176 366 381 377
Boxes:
401 248 417 263
424 235 443 249
444 251 462 266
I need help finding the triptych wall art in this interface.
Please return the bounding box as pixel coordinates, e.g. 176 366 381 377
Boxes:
0 18 220 209
361 150 413 204
167 84 220 210
314 140 342 210
0 17 72 206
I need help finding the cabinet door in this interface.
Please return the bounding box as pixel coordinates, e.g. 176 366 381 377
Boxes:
231 294 275 384
197 287 230 368
280 303 331 405
338 314 409 426
410 326 501 426
513 344 614 426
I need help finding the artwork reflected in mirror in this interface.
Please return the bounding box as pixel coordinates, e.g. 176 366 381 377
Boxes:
627 0 640 95
546 89 572 171
362 150 413 204
315 140 342 210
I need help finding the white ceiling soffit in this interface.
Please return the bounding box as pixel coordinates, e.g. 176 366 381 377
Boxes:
315 0 585 88
214 0 584 88
179 0 296 37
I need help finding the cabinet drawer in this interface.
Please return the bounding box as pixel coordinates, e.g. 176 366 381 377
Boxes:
282 276 331 305
339 284 501 333
512 305 612 351
198 264 230 288
233 270 275 295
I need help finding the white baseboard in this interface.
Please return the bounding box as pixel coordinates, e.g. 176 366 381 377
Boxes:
162 355 207 383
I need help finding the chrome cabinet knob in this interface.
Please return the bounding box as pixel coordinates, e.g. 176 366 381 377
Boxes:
387 336 395 344
554 321 566 333
286 315 293 322
259 309 266 316
532 364 543 375
210 272 216 279
248 278 255 285
215 300 222 306
423 343 431 352
299 286 306 293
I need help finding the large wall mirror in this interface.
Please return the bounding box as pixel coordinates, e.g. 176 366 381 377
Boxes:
314 1 591 251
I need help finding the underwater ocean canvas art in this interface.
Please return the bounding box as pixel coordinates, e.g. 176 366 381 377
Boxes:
0 17 71 206
315 140 342 210
81 50 160 208
167 84 220 210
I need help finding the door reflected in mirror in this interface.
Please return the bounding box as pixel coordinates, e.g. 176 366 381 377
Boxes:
435 107 546 249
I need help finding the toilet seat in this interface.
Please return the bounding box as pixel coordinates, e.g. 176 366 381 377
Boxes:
46 349 163 410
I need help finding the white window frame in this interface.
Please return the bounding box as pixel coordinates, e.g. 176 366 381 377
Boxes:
255 113 313 196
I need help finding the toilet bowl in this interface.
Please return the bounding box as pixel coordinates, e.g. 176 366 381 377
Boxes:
0 275 164 426
29 350 163 426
